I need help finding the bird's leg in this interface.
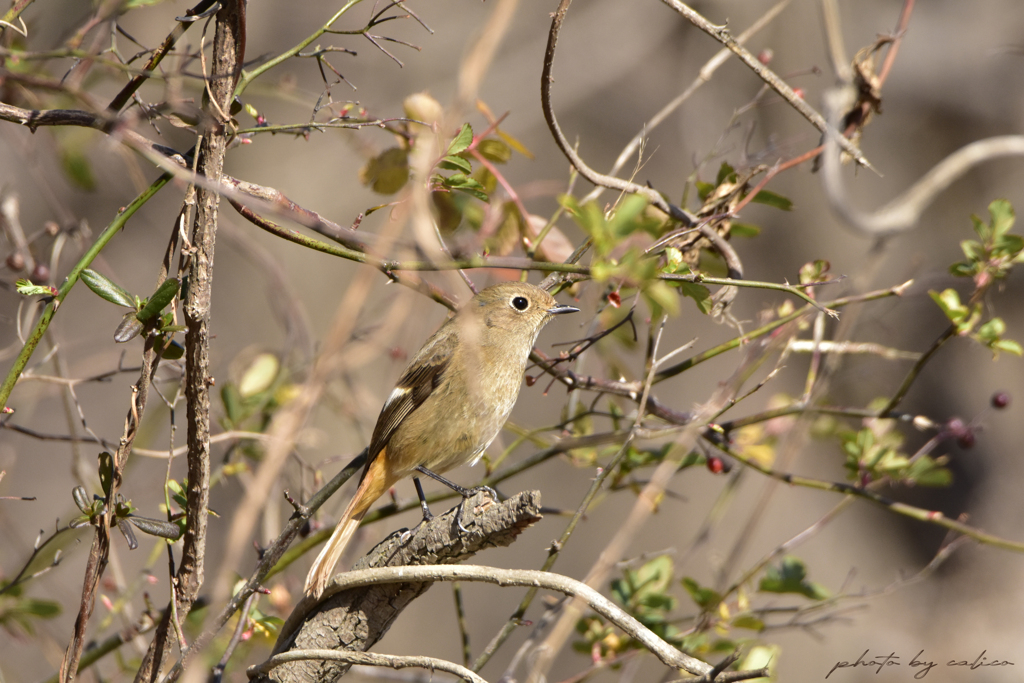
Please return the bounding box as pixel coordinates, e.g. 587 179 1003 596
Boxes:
412 477 434 522
414 465 498 532
398 477 435 546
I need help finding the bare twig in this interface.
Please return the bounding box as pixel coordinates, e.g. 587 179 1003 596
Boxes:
541 0 697 227
717 440 1024 553
822 88 1024 236
288 564 768 683
250 651 487 683
581 0 792 205
660 0 873 171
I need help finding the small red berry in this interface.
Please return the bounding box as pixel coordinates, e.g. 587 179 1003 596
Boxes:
607 291 621 308
991 392 1011 409
957 431 976 449
792 88 805 100
706 456 724 474
757 49 773 65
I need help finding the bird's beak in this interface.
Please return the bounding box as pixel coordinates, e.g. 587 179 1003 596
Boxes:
547 303 579 316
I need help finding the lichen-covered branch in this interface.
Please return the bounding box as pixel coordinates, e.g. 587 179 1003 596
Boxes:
266 491 543 683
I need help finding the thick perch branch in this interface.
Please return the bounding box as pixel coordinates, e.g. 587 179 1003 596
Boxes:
264 490 543 683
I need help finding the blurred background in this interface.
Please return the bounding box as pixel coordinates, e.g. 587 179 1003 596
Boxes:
2 0 1024 681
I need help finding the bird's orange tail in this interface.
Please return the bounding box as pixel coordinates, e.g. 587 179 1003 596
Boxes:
304 452 394 598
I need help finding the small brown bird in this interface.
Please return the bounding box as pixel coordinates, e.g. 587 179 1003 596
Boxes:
304 281 578 597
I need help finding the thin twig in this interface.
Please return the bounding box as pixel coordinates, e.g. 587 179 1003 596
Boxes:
249 650 488 683
581 0 792 205
660 0 873 171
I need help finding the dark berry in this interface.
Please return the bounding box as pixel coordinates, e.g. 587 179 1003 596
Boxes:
706 456 725 474
957 431 976 449
945 417 967 439
991 392 1011 409
6 252 24 271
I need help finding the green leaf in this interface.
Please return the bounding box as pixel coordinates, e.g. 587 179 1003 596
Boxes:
633 555 674 600
15 280 56 297
905 455 953 487
681 577 722 611
751 189 793 211
662 247 686 274
995 233 1024 258
976 317 1006 341
606 195 649 239
17 598 61 619
157 337 184 360
759 556 830 600
129 515 183 540
136 278 180 323
116 517 139 550
81 269 136 308
476 138 512 164
959 239 985 263
359 148 410 195
123 0 170 8
447 123 474 156
443 174 489 202
0 596 61 634
438 155 472 174
98 452 115 500
695 180 714 202
114 311 144 343
970 213 989 241
72 486 93 513
61 150 96 191
993 339 1024 356
799 259 831 285
949 262 976 278
929 288 967 323
988 199 1015 239
167 479 188 510
737 646 779 680
642 280 680 317
674 281 713 314
496 128 533 159
730 222 761 238
715 162 736 186
731 614 765 631
473 166 497 194
239 353 280 398
432 191 464 233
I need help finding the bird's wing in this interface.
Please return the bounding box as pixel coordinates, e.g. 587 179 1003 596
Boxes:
364 330 453 469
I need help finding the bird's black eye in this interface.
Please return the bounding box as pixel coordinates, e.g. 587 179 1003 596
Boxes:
511 295 529 311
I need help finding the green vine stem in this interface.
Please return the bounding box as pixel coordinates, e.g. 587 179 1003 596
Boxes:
0 172 171 408
232 0 366 98
654 280 913 384
719 442 1024 553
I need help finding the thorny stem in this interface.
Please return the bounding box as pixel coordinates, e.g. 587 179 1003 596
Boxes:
654 281 911 383
878 324 956 416
717 441 1024 552
0 173 171 409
